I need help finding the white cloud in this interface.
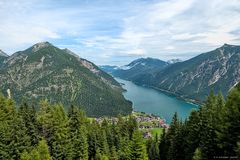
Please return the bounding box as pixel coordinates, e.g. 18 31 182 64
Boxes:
0 0 240 65
165 46 175 50
106 0 240 61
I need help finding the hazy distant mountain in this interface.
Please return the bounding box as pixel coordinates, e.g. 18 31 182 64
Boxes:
100 65 119 74
101 58 168 83
0 42 132 117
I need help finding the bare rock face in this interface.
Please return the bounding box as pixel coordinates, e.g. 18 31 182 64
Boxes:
0 42 132 117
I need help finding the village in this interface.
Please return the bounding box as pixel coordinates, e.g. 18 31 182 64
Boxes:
95 111 169 139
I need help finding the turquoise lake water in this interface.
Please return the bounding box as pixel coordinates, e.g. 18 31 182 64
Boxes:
115 78 198 123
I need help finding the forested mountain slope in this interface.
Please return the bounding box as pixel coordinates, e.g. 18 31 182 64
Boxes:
151 44 240 101
0 42 132 116
104 44 240 102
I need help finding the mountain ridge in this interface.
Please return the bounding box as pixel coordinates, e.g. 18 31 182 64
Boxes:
103 44 240 102
102 57 169 82
0 42 132 117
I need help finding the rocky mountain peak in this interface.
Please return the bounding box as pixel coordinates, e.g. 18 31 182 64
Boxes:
220 43 239 49
31 41 52 52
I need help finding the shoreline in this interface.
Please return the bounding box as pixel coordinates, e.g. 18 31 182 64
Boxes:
145 85 201 106
115 77 201 107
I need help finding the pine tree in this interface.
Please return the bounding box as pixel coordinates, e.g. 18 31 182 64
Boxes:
88 121 100 159
68 105 88 129
37 139 51 160
198 92 220 159
159 128 167 160
128 115 138 139
110 123 122 150
37 104 72 159
165 112 179 160
0 96 31 159
167 119 188 160
19 102 39 146
110 146 118 160
217 86 240 157
98 130 110 157
71 126 88 160
117 115 129 137
118 137 131 160
184 110 201 160
20 139 51 160
147 135 160 160
68 106 88 159
131 130 148 160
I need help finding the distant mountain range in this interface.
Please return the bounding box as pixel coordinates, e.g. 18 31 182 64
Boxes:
0 42 132 117
101 44 240 103
101 57 169 82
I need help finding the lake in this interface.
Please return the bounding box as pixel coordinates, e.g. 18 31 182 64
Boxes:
115 78 198 123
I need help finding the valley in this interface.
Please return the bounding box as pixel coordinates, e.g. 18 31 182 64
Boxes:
1 0 240 159
0 42 132 117
102 44 240 103
115 78 198 123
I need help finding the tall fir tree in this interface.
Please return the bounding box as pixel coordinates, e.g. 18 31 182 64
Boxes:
131 130 148 160
18 102 39 147
0 96 31 159
165 112 179 160
20 139 51 160
68 106 88 159
184 110 201 160
37 103 72 159
159 128 168 160
217 86 240 157
147 134 160 160
198 92 220 159
118 137 131 160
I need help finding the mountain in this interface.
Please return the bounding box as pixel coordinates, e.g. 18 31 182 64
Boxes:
0 42 132 117
0 49 8 65
141 44 240 102
103 44 240 102
101 58 169 83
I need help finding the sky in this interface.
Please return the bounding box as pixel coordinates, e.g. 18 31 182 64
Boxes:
1 0 240 65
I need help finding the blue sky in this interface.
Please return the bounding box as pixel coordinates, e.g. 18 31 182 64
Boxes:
1 0 240 65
